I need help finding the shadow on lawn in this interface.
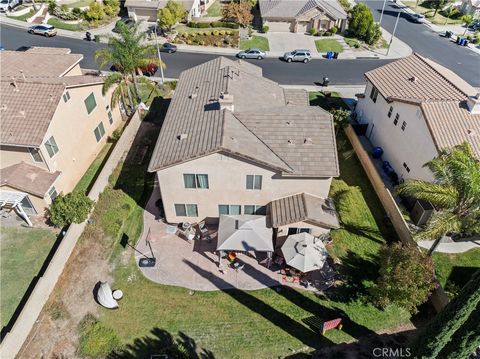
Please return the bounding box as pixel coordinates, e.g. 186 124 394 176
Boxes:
110 327 215 359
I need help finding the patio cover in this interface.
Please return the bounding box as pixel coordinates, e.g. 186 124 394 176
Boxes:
217 215 274 252
282 232 328 272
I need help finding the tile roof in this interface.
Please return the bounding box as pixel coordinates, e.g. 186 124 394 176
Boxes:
124 0 194 10
365 53 480 159
269 192 340 229
259 0 347 19
24 47 72 55
148 57 339 177
0 162 60 197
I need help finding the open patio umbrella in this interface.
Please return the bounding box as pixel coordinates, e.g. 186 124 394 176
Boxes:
281 232 328 272
96 282 118 309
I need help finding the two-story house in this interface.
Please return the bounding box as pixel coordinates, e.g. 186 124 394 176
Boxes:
355 53 480 182
148 57 340 236
0 47 123 216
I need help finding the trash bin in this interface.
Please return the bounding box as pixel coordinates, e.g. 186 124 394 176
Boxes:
326 51 333 59
85 32 92 41
333 52 339 59
456 36 462 44
322 77 330 87
372 147 384 159
463 39 469 46
445 31 452 38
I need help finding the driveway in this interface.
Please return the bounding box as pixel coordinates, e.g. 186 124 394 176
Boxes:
266 32 317 56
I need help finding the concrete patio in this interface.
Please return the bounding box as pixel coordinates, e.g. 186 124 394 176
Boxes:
136 186 333 291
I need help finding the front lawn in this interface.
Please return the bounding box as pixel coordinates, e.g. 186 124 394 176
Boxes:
47 17 85 31
7 8 35 21
67 0 91 7
0 227 57 327
403 1 463 25
205 0 222 17
240 35 270 51
315 39 344 53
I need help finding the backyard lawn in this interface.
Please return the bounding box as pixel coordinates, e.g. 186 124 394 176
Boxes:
315 39 343 53
205 0 222 17
0 227 57 328
240 35 270 51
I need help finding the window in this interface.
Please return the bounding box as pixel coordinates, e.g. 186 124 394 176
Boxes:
28 147 43 163
63 91 70 103
393 113 399 126
246 175 262 190
387 106 393 118
108 111 113 124
174 204 198 217
84 92 97 114
48 186 58 201
244 205 267 215
44 136 59 158
401 121 407 131
183 174 209 189
218 204 241 215
94 122 105 142
403 162 411 173
369 86 379 103
287 228 311 235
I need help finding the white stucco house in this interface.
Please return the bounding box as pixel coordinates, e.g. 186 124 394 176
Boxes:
148 57 341 236
125 0 204 22
355 53 480 183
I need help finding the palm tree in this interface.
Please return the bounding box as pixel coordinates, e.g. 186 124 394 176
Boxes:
102 72 134 113
95 21 165 102
395 142 480 245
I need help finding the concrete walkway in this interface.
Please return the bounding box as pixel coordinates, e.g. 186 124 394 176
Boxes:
418 237 480 254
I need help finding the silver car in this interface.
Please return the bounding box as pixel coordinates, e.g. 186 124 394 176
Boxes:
237 48 266 60
28 25 58 37
283 49 312 63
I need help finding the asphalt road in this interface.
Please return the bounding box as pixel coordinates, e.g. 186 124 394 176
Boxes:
362 0 480 86
0 24 391 85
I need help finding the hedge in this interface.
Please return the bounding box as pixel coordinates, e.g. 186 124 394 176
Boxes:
187 21 239 29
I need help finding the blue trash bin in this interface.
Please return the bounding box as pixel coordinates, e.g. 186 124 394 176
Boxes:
456 37 462 44
372 147 384 159
327 51 333 59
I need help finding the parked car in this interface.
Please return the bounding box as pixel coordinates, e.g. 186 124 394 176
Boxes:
283 49 312 63
0 0 20 12
28 25 57 37
113 18 135 33
160 43 177 53
236 48 266 60
468 21 480 31
408 13 426 23
110 62 158 77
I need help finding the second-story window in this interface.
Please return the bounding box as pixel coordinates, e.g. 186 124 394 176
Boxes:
28 147 43 163
94 122 105 142
184 174 209 189
246 175 262 190
393 113 399 126
63 91 71 103
369 86 378 103
244 205 267 215
403 162 411 173
387 106 393 118
401 121 407 131
44 136 59 158
108 110 113 124
84 92 97 114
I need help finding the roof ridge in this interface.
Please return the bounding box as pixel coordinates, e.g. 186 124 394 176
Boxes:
229 111 295 172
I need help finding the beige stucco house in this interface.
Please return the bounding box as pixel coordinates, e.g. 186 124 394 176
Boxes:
148 57 340 236
460 0 480 18
0 47 123 216
125 0 205 22
259 0 348 33
355 53 480 183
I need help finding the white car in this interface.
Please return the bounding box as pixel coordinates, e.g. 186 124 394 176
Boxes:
408 13 426 23
0 0 20 12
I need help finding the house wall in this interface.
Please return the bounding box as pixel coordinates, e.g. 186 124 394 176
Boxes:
277 221 329 240
0 145 48 170
355 80 438 182
156 152 333 224
63 63 83 77
40 84 122 196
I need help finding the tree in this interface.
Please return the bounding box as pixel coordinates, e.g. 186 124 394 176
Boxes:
410 270 480 358
95 22 165 102
157 0 185 31
462 14 474 35
330 108 350 135
372 242 436 314
48 192 94 227
222 1 253 27
443 5 456 25
395 143 480 244
84 2 105 21
348 3 381 45
433 0 447 16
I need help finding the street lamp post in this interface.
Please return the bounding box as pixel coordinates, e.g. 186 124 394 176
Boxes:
387 11 401 56
379 0 387 26
153 23 165 85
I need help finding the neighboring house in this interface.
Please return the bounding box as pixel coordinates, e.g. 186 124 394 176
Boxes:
0 47 123 216
355 53 480 183
125 0 202 22
258 0 348 33
460 0 480 18
148 57 340 236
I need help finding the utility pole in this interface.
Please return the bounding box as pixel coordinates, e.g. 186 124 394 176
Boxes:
387 11 400 56
153 23 165 85
379 0 387 26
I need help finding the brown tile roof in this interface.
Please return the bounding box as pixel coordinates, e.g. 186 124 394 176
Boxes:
269 192 340 229
24 47 72 55
365 53 480 158
259 0 347 19
148 57 339 177
0 162 60 197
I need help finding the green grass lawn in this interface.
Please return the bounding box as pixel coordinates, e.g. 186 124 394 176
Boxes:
309 91 350 111
315 39 344 53
432 248 480 295
403 1 463 25
7 9 35 21
205 0 222 17
240 35 270 51
67 0 91 7
74 142 114 194
0 227 57 327
47 17 85 31
344 37 360 48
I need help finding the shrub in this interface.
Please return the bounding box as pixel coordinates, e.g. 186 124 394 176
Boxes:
354 42 360 48
47 0 57 14
110 129 122 141
187 21 211 28
474 36 480 44
218 29 225 36
324 31 332 36
48 191 94 227
84 2 105 21
213 30 219 36
331 26 338 34
72 7 83 17
338 0 351 11
309 28 317 35
262 25 269 33
78 314 121 357
186 39 192 45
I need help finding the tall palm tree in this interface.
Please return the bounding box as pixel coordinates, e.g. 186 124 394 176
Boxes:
395 142 480 243
95 21 165 102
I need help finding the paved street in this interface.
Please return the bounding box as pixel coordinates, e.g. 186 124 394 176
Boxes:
1 24 390 85
362 0 480 86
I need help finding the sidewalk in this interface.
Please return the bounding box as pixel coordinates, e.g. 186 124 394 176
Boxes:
281 84 364 109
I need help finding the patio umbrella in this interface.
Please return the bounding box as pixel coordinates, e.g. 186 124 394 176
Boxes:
96 282 118 309
281 232 328 272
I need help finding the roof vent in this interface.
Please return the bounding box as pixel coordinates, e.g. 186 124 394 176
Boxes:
286 121 293 126
189 93 198 99
287 139 295 144
304 137 313 145
467 92 480 114
409 76 418 83
1 104 7 111
177 133 188 140
467 128 476 136
219 92 234 112
10 79 19 91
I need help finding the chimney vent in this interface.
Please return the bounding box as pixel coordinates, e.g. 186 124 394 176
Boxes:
177 133 188 140
189 93 198 99
304 137 313 145
218 92 234 111
467 92 480 114
409 76 418 83
287 139 295 144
